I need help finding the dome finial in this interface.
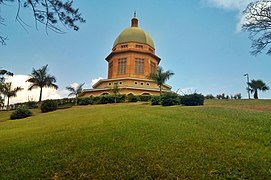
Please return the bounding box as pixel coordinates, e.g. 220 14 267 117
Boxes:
131 12 138 27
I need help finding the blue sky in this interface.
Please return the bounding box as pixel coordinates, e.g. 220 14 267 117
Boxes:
1 0 271 102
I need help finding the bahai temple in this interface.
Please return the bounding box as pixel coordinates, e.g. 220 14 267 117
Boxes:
82 14 172 96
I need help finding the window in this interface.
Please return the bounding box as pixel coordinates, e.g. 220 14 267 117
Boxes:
135 58 144 74
134 81 138 85
119 82 122 85
147 83 150 86
109 61 113 77
108 83 112 86
136 44 143 49
121 44 128 48
118 58 127 74
141 82 144 85
150 61 156 74
149 48 154 53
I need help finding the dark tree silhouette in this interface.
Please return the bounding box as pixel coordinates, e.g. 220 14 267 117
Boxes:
0 69 13 83
0 0 85 45
66 83 84 105
149 66 174 95
242 0 271 55
26 64 58 103
247 79 269 99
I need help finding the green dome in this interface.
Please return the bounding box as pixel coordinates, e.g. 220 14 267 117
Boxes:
113 27 155 48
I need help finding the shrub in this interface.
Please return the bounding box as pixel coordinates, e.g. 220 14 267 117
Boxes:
58 98 75 105
92 96 101 104
151 96 160 105
138 95 152 102
160 92 179 106
127 94 139 102
116 94 126 103
99 95 115 104
78 97 93 105
10 106 32 120
205 94 215 99
180 93 204 106
41 100 58 113
25 101 38 109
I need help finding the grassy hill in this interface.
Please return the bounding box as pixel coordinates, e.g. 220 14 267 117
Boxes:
0 100 270 179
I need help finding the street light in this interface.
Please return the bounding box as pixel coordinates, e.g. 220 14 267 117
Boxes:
244 73 250 99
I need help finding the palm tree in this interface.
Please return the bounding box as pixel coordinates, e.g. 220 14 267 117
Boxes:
2 82 23 110
247 79 269 99
26 65 58 103
66 83 85 105
149 66 174 95
111 82 120 103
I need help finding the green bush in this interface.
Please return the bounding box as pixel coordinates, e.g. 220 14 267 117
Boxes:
160 92 179 106
78 97 93 105
25 101 38 109
92 96 101 104
116 94 126 103
99 95 115 104
151 96 160 105
57 98 75 105
180 93 204 106
205 94 215 99
127 94 139 102
10 106 32 120
41 100 58 113
138 95 152 102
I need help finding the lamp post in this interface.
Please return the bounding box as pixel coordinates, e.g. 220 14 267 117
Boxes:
244 73 250 99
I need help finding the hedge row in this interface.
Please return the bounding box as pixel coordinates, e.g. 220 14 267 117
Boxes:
77 93 204 107
151 93 204 106
77 94 153 105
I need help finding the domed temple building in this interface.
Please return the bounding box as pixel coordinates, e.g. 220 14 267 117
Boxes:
82 14 172 96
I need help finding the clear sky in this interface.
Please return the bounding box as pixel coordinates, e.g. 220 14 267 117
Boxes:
1 0 271 103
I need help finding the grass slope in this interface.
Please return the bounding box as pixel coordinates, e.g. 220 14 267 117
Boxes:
0 100 271 179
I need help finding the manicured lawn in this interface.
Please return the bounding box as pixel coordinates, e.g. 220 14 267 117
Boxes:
0 100 270 179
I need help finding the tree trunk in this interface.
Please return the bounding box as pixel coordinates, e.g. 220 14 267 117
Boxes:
159 85 162 95
39 87 43 103
75 95 78 106
7 96 10 110
254 89 258 99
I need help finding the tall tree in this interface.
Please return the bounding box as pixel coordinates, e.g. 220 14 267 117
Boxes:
0 0 85 45
0 69 13 107
242 0 271 55
26 64 58 103
2 82 23 110
149 66 174 95
66 83 84 105
247 79 269 99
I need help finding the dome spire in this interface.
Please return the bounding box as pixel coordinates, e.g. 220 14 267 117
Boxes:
131 12 138 27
